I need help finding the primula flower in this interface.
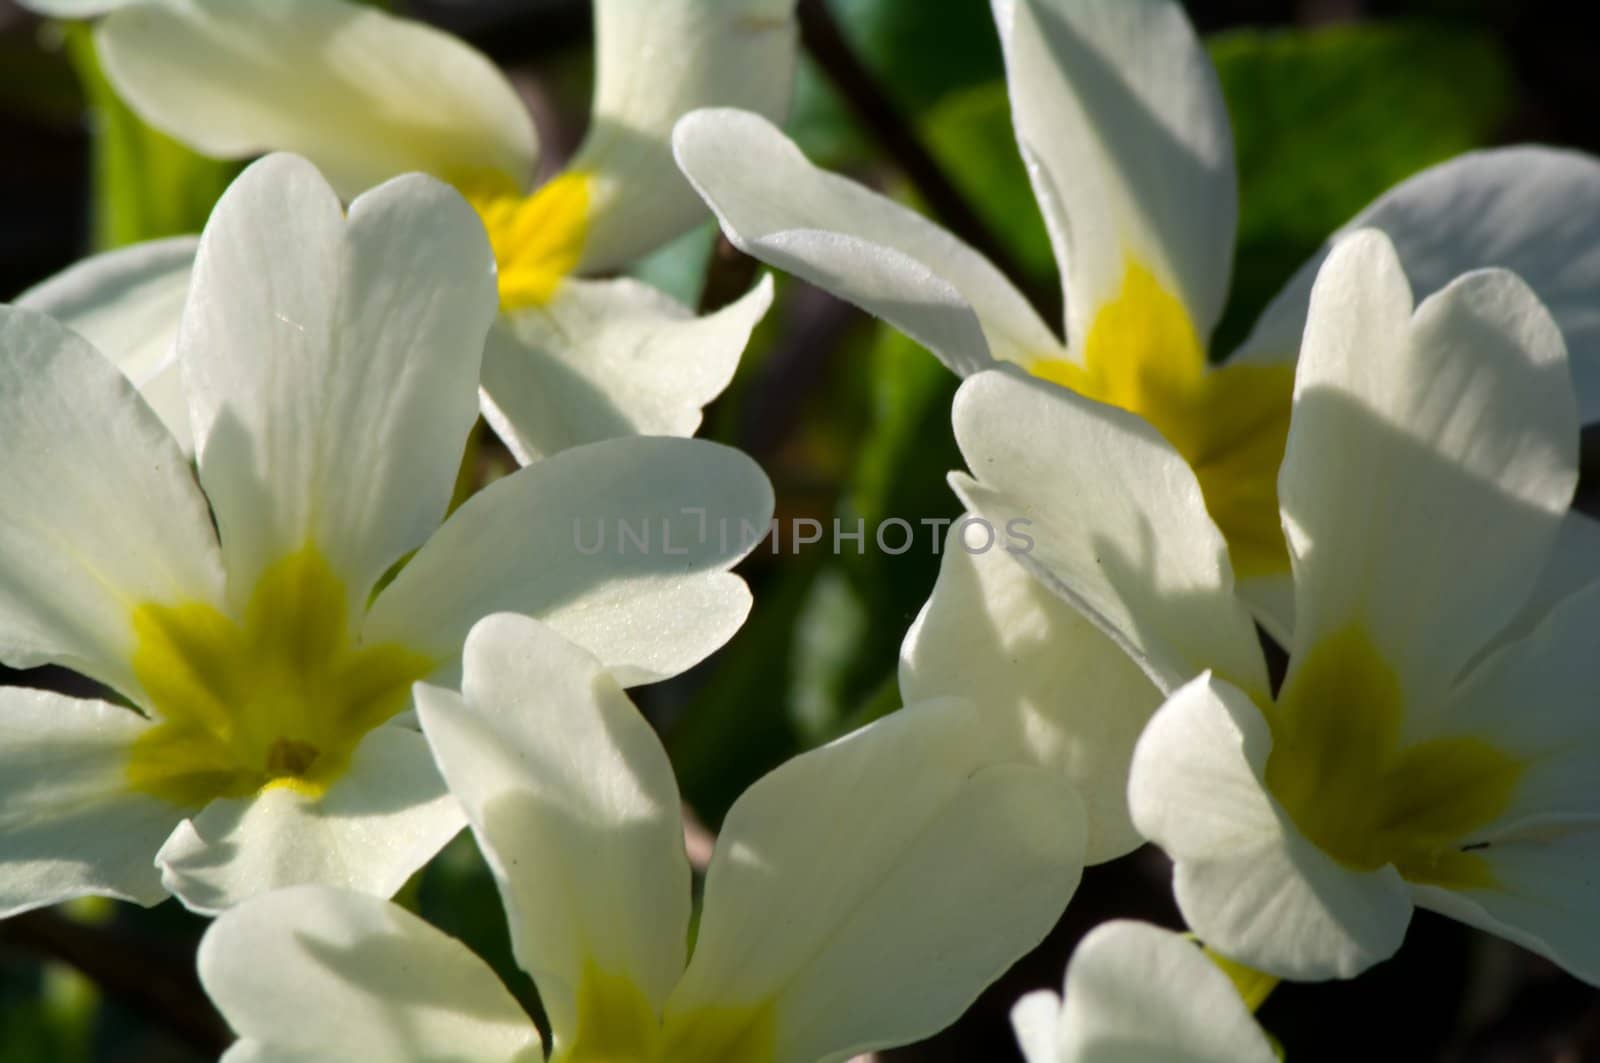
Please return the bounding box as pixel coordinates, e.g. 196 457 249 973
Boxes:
674 0 1600 635
1127 233 1600 981
1011 921 1276 1063
943 228 1600 983
18 0 797 462
195 613 1085 1062
0 153 773 916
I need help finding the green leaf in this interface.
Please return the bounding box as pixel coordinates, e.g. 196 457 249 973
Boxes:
667 557 814 826
919 80 1057 283
1212 19 1516 351
826 0 1005 114
785 56 872 168
63 25 236 250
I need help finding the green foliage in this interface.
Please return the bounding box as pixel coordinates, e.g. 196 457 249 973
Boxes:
62 25 235 251
1211 19 1515 349
827 0 1005 113
0 964 96 1063
920 81 1057 281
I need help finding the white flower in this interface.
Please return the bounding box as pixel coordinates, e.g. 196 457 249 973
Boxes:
0 153 773 916
672 0 1600 868
1126 230 1600 983
674 0 1600 635
19 0 798 463
1011 921 1276 1063
195 612 1086 1063
937 226 1600 983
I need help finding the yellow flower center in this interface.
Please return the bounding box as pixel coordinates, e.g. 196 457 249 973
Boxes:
1263 625 1523 889
460 170 592 310
557 965 776 1063
124 546 434 806
1031 260 1296 579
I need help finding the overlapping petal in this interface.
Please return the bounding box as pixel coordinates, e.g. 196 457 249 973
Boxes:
666 697 1085 1063
97 0 538 198
199 885 544 1063
1236 148 1600 422
950 368 1268 700
413 613 691 1050
180 153 498 613
366 436 773 687
900 525 1160 863
1129 673 1413 980
14 235 196 448
674 107 1060 373
1280 230 1576 704
1012 920 1278 1063
0 688 188 917
573 0 800 271
0 305 223 693
993 0 1236 347
481 275 772 465
155 726 463 915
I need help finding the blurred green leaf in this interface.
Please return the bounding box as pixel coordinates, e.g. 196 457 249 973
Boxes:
0 963 95 1063
785 56 872 168
919 81 1056 285
63 25 235 250
826 0 1005 114
1213 18 1515 350
668 557 814 825
788 565 870 745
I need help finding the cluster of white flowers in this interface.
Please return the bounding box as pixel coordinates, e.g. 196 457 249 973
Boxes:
4 0 1600 1060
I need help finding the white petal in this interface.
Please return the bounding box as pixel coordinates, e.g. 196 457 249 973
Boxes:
993 0 1236 346
366 436 772 687
156 726 464 915
98 0 537 199
1129 673 1412 980
481 275 771 465
413 613 691 1048
0 688 187 917
666 698 1086 1063
1051 921 1277 1063
180 154 497 611
1407 753 1600 983
1234 569 1294 650
571 0 799 270
15 236 196 449
950 368 1269 699
0 305 222 692
1236 148 1600 423
1010 989 1064 1063
1438 582 1600 819
1413 830 1600 987
1490 510 1600 654
675 107 1059 373
14 0 143 14
1282 230 1576 703
899 523 1161 863
199 886 544 1062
